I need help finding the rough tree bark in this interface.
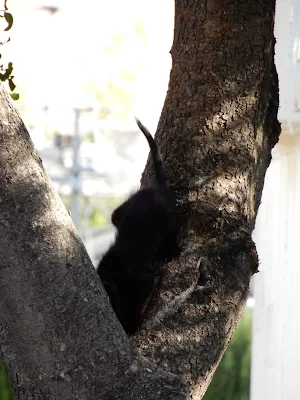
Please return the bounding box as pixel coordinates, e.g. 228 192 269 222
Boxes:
0 0 280 399
136 0 280 398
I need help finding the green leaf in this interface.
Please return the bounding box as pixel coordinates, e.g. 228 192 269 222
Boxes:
4 12 13 31
0 62 13 81
10 93 19 100
8 77 15 91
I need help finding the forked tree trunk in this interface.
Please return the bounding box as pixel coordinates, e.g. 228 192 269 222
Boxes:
0 0 280 399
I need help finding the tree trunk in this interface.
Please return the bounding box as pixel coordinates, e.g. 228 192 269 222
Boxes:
136 0 280 398
0 0 280 399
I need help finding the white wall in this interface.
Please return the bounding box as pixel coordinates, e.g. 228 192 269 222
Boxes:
251 136 300 399
251 0 300 397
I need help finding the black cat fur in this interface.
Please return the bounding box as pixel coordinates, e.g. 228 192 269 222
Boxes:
97 118 180 334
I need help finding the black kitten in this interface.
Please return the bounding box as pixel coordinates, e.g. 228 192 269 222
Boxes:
97 118 180 334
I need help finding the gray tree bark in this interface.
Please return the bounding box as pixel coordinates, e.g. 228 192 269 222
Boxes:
0 0 280 399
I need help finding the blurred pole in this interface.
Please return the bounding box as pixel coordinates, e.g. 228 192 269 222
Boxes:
71 107 93 231
71 108 81 230
43 105 48 137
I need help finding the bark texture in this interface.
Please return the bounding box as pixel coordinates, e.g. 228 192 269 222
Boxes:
0 85 189 399
136 0 280 398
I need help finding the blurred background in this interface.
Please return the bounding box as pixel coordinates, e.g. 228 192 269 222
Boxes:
0 0 300 399
0 0 175 265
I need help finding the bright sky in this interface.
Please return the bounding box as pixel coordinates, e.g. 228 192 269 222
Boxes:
2 0 175 130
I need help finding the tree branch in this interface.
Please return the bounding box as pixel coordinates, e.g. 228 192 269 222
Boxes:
137 0 280 398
